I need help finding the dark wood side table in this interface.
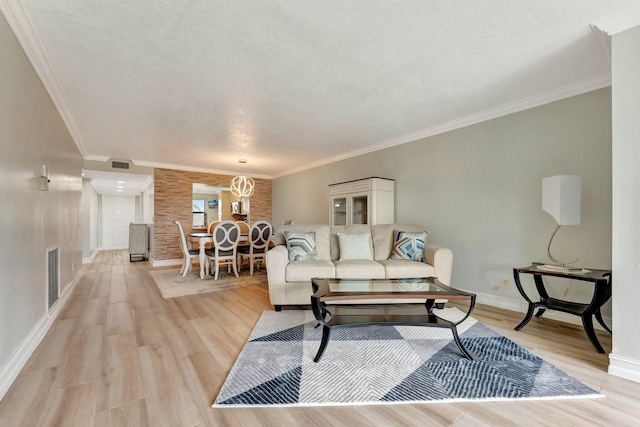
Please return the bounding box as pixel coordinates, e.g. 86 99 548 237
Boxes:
513 262 612 353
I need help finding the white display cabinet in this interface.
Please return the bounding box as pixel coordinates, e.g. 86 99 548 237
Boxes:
329 177 395 226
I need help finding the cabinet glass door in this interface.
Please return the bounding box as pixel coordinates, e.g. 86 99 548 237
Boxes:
351 195 368 224
332 197 347 226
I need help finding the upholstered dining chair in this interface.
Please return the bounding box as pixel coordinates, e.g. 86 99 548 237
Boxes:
235 220 250 236
205 220 221 249
237 221 273 275
205 220 241 280
175 220 202 277
207 220 221 234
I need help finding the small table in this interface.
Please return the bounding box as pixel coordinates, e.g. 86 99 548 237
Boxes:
513 262 612 353
310 277 476 363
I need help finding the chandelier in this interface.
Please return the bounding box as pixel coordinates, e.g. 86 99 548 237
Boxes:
230 159 255 197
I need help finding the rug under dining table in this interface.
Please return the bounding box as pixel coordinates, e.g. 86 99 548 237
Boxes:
149 267 266 299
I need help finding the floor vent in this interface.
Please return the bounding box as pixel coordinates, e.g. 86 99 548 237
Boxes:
47 247 60 310
112 161 130 169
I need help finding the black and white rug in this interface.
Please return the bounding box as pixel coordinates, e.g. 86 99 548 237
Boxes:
213 309 602 407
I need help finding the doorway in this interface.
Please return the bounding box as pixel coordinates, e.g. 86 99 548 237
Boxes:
102 195 136 250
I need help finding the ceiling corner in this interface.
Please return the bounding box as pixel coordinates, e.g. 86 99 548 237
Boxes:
592 4 640 36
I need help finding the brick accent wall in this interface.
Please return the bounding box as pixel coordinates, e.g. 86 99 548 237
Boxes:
153 168 272 261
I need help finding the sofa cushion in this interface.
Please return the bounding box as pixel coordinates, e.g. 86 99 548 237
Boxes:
285 260 336 282
334 260 385 279
284 231 320 262
378 259 436 279
389 230 427 262
372 224 427 260
337 233 373 260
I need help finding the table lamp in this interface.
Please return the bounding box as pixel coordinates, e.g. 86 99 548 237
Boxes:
541 175 581 270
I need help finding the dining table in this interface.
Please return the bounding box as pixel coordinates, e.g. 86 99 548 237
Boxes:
188 232 248 279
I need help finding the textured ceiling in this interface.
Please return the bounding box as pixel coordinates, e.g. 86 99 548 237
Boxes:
10 0 639 178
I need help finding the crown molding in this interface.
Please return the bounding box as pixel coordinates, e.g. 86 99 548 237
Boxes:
592 5 640 36
1 0 87 157
274 75 611 178
131 159 273 180
590 24 612 67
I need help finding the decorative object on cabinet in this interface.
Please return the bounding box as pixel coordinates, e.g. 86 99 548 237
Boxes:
541 175 581 270
328 177 394 226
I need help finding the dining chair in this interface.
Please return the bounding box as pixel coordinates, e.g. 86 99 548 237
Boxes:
207 220 221 234
175 220 202 277
205 220 221 248
205 220 241 280
236 220 250 236
237 221 273 275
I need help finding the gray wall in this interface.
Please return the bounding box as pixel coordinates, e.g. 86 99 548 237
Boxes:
610 25 640 380
274 88 612 313
0 11 82 385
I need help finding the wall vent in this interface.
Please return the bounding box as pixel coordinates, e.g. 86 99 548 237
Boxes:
47 247 60 310
112 161 130 169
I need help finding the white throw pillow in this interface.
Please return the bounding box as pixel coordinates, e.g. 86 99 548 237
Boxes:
337 233 373 261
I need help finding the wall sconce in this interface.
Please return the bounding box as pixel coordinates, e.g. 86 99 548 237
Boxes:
40 164 50 191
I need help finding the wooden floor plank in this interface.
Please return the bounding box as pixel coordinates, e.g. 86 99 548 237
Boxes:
138 341 203 427
52 324 104 391
37 381 98 427
97 333 144 412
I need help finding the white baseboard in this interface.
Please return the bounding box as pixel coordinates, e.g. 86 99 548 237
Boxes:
0 266 85 401
608 354 640 383
82 247 101 264
474 291 612 332
151 257 183 268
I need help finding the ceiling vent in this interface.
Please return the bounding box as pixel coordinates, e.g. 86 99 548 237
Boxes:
112 161 130 169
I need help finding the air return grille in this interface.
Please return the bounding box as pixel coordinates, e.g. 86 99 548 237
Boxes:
47 247 60 309
112 161 130 169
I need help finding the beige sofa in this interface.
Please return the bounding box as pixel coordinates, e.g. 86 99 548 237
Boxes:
266 223 453 310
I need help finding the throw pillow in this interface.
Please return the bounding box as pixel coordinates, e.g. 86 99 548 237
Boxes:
337 233 373 261
389 230 427 262
284 231 320 262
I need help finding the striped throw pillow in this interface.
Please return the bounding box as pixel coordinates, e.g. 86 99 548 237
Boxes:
284 231 320 262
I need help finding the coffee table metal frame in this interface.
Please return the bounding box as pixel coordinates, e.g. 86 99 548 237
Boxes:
310 277 476 363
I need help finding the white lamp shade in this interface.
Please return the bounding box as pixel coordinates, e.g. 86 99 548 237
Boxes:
542 175 581 225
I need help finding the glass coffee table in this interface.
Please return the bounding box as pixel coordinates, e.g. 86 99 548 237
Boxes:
310 277 476 362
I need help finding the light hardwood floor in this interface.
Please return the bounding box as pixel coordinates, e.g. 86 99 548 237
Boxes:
1 250 639 426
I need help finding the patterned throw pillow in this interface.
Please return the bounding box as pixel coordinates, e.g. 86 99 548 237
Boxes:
389 230 427 262
284 231 320 262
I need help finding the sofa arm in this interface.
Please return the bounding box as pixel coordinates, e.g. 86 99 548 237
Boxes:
424 245 453 285
266 245 289 304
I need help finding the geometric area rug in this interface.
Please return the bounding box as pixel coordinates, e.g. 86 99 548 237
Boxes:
213 309 603 407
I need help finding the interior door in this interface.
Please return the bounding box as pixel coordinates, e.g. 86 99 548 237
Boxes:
102 196 136 250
